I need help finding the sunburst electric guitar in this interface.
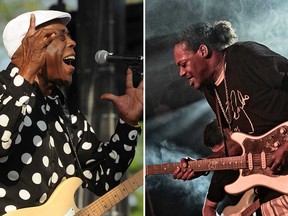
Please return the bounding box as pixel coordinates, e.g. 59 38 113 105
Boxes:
4 169 143 216
146 121 288 195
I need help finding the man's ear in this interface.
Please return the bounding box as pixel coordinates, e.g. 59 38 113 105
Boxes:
198 44 212 59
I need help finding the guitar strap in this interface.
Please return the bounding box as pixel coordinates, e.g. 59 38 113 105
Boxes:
215 99 229 157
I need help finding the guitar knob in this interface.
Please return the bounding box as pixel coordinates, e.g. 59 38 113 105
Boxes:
273 141 280 148
280 127 287 134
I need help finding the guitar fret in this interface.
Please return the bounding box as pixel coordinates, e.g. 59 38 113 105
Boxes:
146 155 247 175
77 170 143 216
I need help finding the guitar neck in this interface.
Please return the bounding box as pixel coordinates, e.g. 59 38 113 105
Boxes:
77 169 143 216
146 155 247 175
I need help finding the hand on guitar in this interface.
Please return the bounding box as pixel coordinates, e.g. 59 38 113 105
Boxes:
172 157 208 181
268 140 288 173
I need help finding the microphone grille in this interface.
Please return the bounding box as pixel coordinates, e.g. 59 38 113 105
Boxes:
95 50 109 64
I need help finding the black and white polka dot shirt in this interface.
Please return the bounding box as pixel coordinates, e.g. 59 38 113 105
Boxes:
0 63 141 214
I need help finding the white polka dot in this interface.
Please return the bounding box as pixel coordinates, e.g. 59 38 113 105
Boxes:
58 158 63 167
63 143 71 154
23 116 32 127
90 127 95 133
41 105 46 115
18 122 24 132
33 135 42 147
109 150 118 160
112 134 120 142
124 144 133 151
3 96 12 105
0 114 9 127
19 189 30 200
84 120 88 131
105 182 109 191
15 101 22 107
51 172 59 184
83 170 92 179
0 156 8 163
46 104 50 111
39 193 47 203
115 155 120 164
8 171 19 181
0 188 6 197
119 119 125 124
66 164 75 175
128 130 138 140
71 115 77 124
114 172 122 181
1 130 11 142
5 205 17 213
37 121 47 131
18 96 29 104
10 67 19 77
26 105 32 114
64 133 69 142
106 169 110 175
21 153 32 164
77 130 83 139
85 159 96 165
55 121 63 132
2 139 12 149
100 165 104 175
15 134 21 144
21 105 27 115
82 142 92 150
42 156 49 167
50 136 55 148
97 142 104 152
13 75 24 86
32 173 42 184
96 171 100 181
59 116 64 124
48 177 52 186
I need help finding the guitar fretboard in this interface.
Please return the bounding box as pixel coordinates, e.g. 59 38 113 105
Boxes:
146 155 247 176
77 169 143 216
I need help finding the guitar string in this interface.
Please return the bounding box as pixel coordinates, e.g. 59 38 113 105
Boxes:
79 171 142 215
147 153 275 174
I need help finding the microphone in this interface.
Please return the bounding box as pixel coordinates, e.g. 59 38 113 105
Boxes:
95 50 143 65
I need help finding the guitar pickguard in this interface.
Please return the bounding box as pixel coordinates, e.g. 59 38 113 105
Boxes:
241 124 288 177
225 122 288 194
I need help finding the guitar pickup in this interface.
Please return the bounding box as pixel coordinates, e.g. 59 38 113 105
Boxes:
247 152 253 170
261 151 267 169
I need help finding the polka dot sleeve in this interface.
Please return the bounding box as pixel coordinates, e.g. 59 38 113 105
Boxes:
74 113 141 196
0 67 36 157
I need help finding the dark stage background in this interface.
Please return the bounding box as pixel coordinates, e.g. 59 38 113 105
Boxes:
145 0 288 215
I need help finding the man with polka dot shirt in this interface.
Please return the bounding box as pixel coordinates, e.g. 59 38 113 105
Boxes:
0 10 143 214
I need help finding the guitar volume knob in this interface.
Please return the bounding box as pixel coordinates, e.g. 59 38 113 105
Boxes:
273 141 280 148
280 127 287 134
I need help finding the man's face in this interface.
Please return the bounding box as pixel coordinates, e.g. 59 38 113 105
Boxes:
174 42 210 90
40 19 76 87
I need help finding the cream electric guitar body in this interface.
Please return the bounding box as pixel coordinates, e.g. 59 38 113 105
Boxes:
225 121 288 194
4 170 143 216
146 121 288 195
221 188 257 216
